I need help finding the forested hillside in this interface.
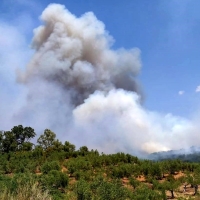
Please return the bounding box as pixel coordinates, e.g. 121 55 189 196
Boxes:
149 147 200 162
1 125 200 199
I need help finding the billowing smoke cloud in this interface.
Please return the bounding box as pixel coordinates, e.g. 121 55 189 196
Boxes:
18 4 141 105
73 89 199 155
10 3 200 156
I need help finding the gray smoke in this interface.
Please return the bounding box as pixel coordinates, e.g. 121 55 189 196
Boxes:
18 4 141 106
13 4 200 156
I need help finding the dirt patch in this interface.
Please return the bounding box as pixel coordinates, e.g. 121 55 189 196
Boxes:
136 175 146 182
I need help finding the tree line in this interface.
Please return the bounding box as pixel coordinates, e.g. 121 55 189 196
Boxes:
0 125 200 199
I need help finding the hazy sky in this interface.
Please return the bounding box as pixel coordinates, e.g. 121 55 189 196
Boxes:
1 0 200 154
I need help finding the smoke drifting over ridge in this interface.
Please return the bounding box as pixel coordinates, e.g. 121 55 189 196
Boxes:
15 4 200 155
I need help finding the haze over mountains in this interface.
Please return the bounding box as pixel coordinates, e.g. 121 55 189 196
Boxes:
149 146 200 161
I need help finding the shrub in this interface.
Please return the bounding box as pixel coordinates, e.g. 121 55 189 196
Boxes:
40 170 69 190
97 179 130 200
41 161 61 174
75 179 92 200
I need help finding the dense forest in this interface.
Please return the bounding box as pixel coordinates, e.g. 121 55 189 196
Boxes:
1 125 200 199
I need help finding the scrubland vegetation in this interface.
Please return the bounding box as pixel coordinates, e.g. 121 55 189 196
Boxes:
1 125 200 199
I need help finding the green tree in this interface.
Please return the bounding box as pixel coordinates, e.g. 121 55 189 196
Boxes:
133 184 162 200
153 180 167 200
153 163 162 180
162 175 181 199
41 170 68 189
186 167 200 195
79 146 89 156
97 179 129 200
37 129 56 150
76 179 92 200
52 139 63 152
0 131 3 151
0 125 36 153
11 125 36 147
63 141 75 153
41 161 61 174
40 170 68 199
1 131 17 153
166 160 180 175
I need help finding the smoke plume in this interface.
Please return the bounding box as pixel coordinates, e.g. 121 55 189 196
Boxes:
12 4 200 156
18 4 141 105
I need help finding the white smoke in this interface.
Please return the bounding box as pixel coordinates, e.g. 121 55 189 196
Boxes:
10 3 200 155
73 89 197 154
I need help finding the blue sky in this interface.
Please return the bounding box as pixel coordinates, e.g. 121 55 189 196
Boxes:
1 0 200 120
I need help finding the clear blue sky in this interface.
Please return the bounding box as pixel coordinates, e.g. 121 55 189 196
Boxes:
1 0 200 118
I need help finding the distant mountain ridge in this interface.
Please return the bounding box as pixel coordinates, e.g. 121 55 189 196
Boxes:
148 146 200 162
